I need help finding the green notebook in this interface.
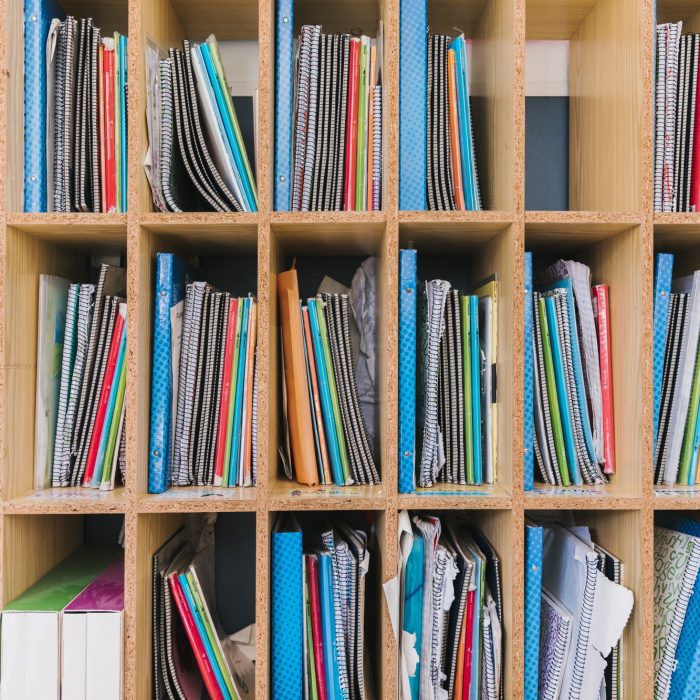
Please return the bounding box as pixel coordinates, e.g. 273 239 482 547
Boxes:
5 545 120 612
538 296 570 486
679 346 700 484
461 295 474 485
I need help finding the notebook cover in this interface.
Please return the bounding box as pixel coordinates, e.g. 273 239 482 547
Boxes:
274 0 294 210
691 41 700 209
24 0 65 211
272 526 304 699
100 348 126 489
307 555 328 700
65 556 124 611
344 38 361 211
222 300 243 486
355 36 369 210
538 591 572 700
229 298 250 486
119 34 127 211
318 551 342 700
398 249 418 492
654 253 675 446
469 295 482 484
524 253 535 490
103 40 117 212
524 523 543 700
399 0 427 210
241 300 258 485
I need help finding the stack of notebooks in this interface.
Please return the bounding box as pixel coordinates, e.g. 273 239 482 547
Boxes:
426 33 481 211
524 518 634 700
273 2 384 212
397 248 498 493
398 0 481 211
398 512 502 700
148 254 258 493
34 265 127 491
144 36 257 213
23 0 128 212
654 23 700 212
523 255 615 488
653 252 700 485
152 524 254 699
1 546 124 699
654 516 700 699
271 515 373 699
277 265 379 486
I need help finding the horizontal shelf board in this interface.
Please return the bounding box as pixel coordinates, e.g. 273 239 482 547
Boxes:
137 487 258 512
267 481 386 510
6 213 127 236
525 483 642 509
3 486 128 514
397 483 512 510
654 486 700 509
271 213 386 254
140 212 258 232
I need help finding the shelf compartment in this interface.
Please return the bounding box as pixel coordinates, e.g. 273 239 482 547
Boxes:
135 511 257 698
525 0 645 211
525 221 646 498
266 221 392 500
132 223 259 498
657 1 700 31
2 224 128 501
398 222 516 497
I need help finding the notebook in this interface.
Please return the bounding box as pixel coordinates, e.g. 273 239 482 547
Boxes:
524 253 535 491
524 521 543 700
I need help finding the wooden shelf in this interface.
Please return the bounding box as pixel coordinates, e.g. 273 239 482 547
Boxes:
0 0 678 697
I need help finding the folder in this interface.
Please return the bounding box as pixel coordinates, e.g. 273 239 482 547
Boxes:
654 254 675 447
274 0 294 210
524 522 543 700
524 253 535 490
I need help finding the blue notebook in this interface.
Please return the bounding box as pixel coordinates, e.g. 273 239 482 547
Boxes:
318 551 342 700
524 253 534 491
654 253 674 447
399 0 427 210
403 529 424 700
272 519 303 699
148 254 197 494
545 294 582 485
668 517 700 700
398 249 418 493
23 0 64 211
274 0 294 211
524 522 543 700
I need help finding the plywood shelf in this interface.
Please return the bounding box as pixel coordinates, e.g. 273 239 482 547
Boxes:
0 0 682 696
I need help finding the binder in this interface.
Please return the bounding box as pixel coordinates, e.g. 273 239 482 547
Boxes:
524 253 534 490
398 250 418 493
524 522 543 700
274 0 294 210
654 253 675 446
398 0 427 210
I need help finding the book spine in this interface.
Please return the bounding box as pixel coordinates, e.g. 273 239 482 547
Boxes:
214 298 238 485
654 253 674 446
274 0 294 210
103 43 116 213
592 285 616 474
524 253 534 489
307 556 328 700
692 48 700 209
344 38 360 211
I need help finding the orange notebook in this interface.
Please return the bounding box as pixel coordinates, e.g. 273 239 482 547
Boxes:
277 266 319 485
447 49 466 211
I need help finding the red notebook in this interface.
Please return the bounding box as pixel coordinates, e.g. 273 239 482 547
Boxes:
83 308 125 485
593 284 616 474
169 573 224 700
344 38 361 211
214 298 239 484
103 43 116 213
461 588 475 699
307 555 328 700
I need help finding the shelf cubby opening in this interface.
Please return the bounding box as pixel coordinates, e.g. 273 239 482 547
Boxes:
267 221 388 502
4 0 129 212
525 508 642 698
2 224 128 503
398 222 515 499
135 511 257 698
525 221 645 498
525 0 644 212
134 223 259 501
2 513 124 606
139 0 260 213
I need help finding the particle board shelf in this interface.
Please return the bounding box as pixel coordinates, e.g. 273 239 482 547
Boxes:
0 0 680 697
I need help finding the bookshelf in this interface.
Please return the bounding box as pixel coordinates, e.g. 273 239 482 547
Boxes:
0 0 688 697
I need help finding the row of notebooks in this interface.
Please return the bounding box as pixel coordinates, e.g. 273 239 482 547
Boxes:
152 520 254 700
398 512 503 700
286 25 383 212
653 253 700 485
23 0 128 212
1 546 124 699
654 23 700 213
145 36 258 213
148 254 258 493
523 255 615 490
278 264 379 486
397 249 498 493
399 0 481 211
426 33 481 211
271 515 373 699
524 518 633 700
654 516 700 700
34 265 127 491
